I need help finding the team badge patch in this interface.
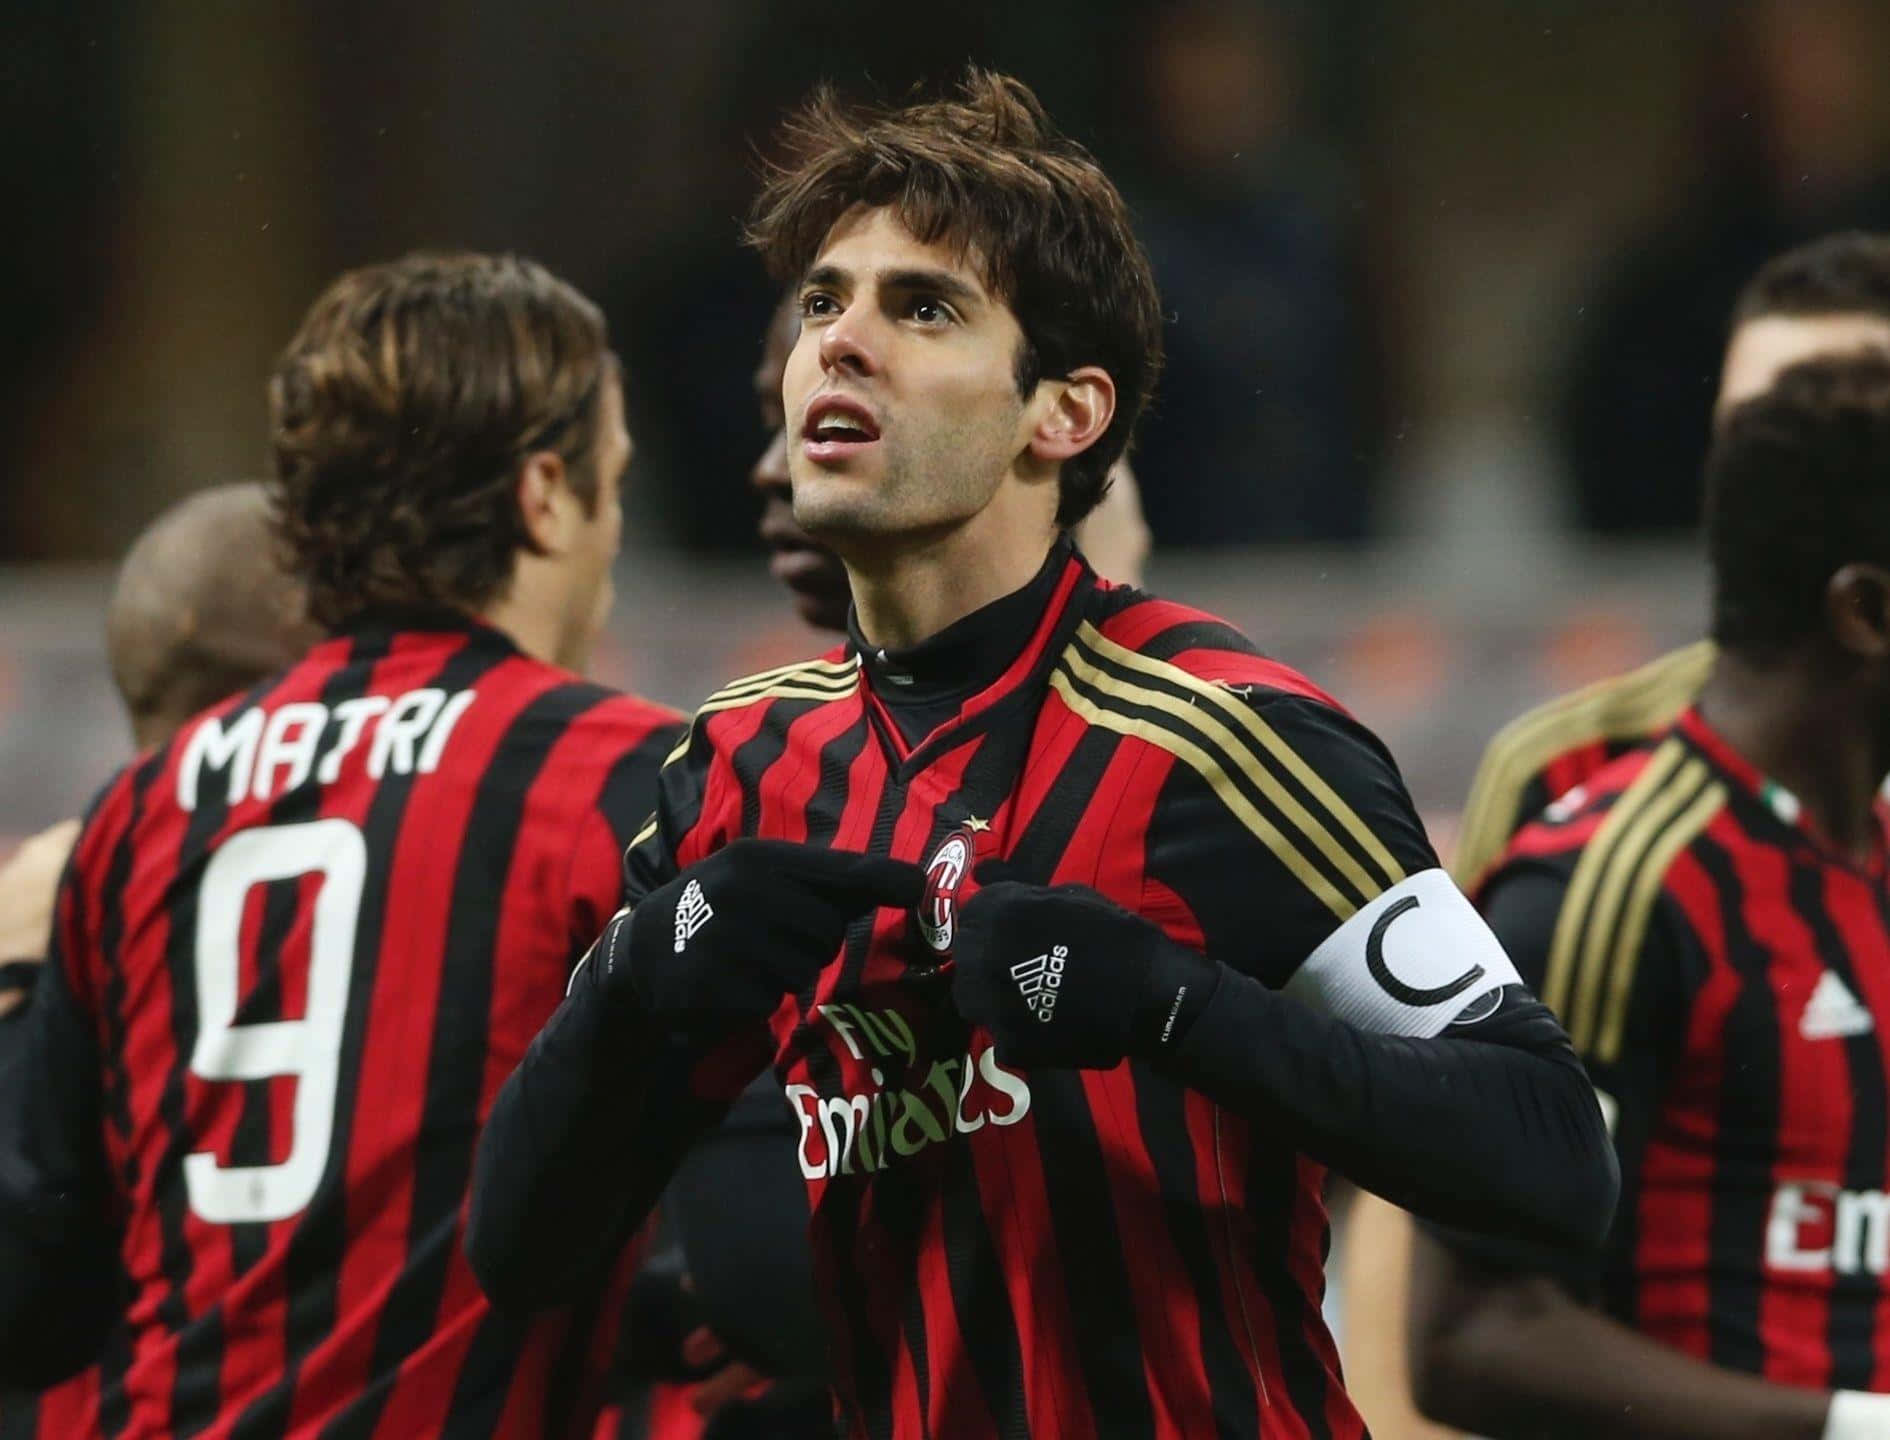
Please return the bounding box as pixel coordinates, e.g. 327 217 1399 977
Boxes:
917 828 975 954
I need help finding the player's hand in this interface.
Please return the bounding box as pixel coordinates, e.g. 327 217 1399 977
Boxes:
952 880 1222 1069
586 839 924 1027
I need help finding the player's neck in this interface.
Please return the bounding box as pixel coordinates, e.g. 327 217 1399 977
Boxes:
843 498 1059 651
478 574 570 671
1699 649 1887 863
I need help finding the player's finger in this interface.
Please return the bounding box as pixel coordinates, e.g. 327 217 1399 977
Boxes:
786 850 927 910
957 879 1034 928
720 838 922 903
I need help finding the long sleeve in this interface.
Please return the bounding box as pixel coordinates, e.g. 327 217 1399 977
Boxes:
1138 690 1617 1249
1418 860 1696 1288
465 948 768 1311
1169 973 1617 1250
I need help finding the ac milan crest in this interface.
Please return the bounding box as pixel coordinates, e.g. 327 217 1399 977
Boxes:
917 827 975 954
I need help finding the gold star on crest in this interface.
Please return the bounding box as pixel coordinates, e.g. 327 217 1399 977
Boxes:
963 815 991 832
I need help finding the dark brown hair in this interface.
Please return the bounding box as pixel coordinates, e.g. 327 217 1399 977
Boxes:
269 251 611 629
1708 350 1890 658
1732 231 1890 327
746 69 1164 527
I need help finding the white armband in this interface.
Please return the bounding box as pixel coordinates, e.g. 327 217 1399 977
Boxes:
1826 1390 1890 1438
1283 868 1522 1038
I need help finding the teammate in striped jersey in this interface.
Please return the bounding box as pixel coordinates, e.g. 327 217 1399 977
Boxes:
471 72 1615 1439
0 482 320 1440
1337 230 1890 1438
1452 230 1890 894
1410 353 1890 1438
0 253 683 1438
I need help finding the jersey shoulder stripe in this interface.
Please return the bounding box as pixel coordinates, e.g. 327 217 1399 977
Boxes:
1051 620 1403 921
1454 641 1715 888
690 656 858 717
1093 595 1344 706
661 656 861 768
700 653 858 704
1541 734 1726 1065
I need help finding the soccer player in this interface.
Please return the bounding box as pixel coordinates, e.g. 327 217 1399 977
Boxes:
0 481 320 1439
1409 352 1890 1438
0 252 684 1438
0 482 319 1010
1339 231 1890 1438
469 73 1616 1439
1453 231 1890 892
636 299 1158 1440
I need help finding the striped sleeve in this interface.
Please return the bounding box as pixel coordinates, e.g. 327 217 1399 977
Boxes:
1118 671 1439 990
564 708 687 953
621 716 713 909
1480 859 1698 1124
621 657 856 907
1451 642 1716 889
1533 737 1725 1068
1453 748 1562 893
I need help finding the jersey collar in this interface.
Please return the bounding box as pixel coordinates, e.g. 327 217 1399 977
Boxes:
850 536 1094 770
1676 705 1890 879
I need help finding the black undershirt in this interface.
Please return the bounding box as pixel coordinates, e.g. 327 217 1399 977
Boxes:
849 537 1070 749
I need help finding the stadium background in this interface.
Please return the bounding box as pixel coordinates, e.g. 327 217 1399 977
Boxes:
10 1 1890 1433
18 0 1890 836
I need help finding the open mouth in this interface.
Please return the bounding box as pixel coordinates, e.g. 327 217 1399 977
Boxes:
801 394 881 462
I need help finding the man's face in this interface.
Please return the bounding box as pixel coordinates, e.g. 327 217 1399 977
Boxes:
1718 313 1890 416
784 207 1039 550
562 373 629 672
753 299 851 631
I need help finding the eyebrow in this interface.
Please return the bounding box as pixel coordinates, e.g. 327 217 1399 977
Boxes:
879 268 984 309
801 263 985 310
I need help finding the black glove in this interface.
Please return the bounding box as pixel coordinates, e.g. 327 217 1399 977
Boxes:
582 839 924 1030
952 880 1223 1069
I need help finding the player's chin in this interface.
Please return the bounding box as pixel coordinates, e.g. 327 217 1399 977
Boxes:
788 484 889 545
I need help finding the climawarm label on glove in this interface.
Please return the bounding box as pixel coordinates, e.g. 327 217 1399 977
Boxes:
1283 868 1521 1038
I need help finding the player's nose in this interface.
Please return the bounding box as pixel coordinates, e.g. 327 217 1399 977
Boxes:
817 302 879 378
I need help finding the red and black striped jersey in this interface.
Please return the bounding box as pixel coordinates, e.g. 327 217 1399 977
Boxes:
1451 642 1715 890
8 617 681 1439
1475 705 1890 1389
624 547 1445 1440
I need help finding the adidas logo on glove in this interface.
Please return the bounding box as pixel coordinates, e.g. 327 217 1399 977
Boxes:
673 880 714 953
1010 944 1068 1023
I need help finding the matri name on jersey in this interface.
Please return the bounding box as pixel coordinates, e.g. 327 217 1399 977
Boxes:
178 686 476 810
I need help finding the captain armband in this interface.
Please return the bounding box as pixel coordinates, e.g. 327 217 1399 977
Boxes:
1283 869 1523 1039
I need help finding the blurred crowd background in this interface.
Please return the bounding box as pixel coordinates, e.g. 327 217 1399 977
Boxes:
9 0 1890 839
